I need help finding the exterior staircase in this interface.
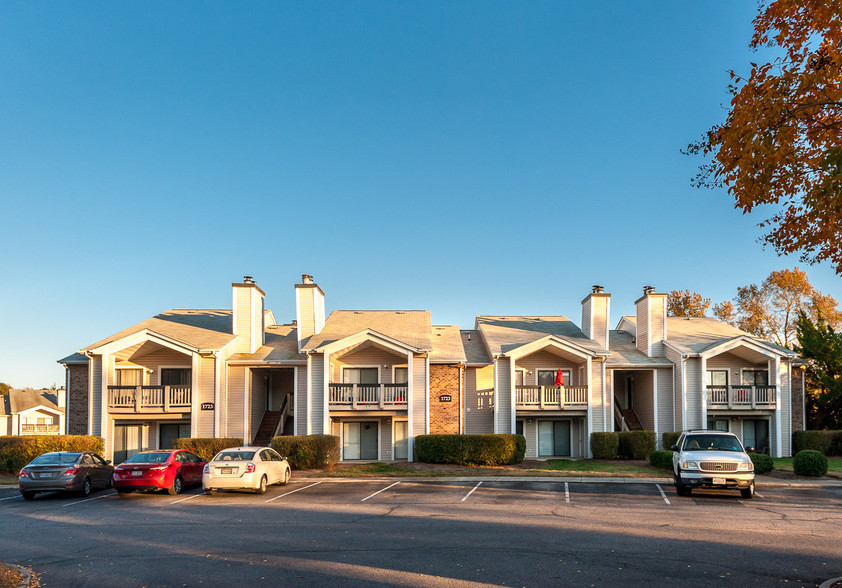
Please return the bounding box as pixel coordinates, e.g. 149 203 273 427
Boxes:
252 411 281 446
622 409 644 431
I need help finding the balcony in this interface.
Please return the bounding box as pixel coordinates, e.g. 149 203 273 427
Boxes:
107 386 192 413
21 424 60 435
328 383 408 410
515 385 588 410
707 385 776 409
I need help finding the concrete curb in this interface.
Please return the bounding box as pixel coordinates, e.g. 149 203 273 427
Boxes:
300 475 842 486
819 577 842 588
3 563 32 588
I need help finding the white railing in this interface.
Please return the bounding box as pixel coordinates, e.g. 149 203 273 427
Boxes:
21 424 60 435
107 386 192 412
328 383 408 409
706 385 776 408
515 385 588 409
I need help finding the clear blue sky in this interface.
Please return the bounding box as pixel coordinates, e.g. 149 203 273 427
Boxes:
2 2 839 389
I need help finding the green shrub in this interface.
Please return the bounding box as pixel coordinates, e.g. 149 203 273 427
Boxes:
271 435 340 469
590 432 619 459
618 431 656 460
0 435 105 473
793 450 828 476
662 432 681 450
414 434 525 466
172 438 243 462
749 452 774 474
648 450 673 470
792 430 842 456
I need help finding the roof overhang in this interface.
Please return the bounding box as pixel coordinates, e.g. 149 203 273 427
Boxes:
83 329 201 357
310 329 424 356
700 336 797 362
501 335 606 361
17 405 63 417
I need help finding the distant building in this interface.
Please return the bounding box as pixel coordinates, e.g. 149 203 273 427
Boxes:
0 388 66 436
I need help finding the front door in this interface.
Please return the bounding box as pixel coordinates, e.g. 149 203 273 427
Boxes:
160 423 191 449
394 421 408 460
343 422 378 460
113 424 142 464
743 419 770 454
538 420 571 457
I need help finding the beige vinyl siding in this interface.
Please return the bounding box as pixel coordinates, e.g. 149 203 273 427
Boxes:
381 417 393 460
635 299 649 355
657 368 673 447
250 368 264 444
91 356 102 436
332 348 403 382
514 351 581 385
706 353 768 385
311 353 325 434
297 288 316 341
582 304 592 340
465 366 494 434
571 418 584 458
649 299 666 357
233 287 253 353
604 369 614 432
227 366 246 441
633 370 654 430
665 346 684 431
296 365 307 436
412 354 426 437
496 360 512 433
590 360 604 433
522 418 537 458
196 355 215 437
131 348 191 379
685 358 702 430
780 359 791 456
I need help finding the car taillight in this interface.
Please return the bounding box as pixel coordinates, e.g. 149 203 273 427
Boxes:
63 468 81 476
203 464 209 474
245 463 256 474
149 467 166 474
19 470 28 478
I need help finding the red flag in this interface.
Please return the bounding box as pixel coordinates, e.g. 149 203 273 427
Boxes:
554 369 565 386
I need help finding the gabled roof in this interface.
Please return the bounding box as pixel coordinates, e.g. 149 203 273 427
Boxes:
228 324 305 363
461 330 492 365
302 311 433 352
663 317 794 357
1 389 62 416
82 309 237 353
475 316 608 357
429 326 467 363
58 352 88 365
607 331 673 367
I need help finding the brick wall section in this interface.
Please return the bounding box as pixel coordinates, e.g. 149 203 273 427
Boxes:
791 366 804 433
66 364 89 435
429 364 460 434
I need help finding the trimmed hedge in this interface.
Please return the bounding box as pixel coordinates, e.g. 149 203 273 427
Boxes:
749 452 774 474
173 438 243 462
591 432 619 459
618 431 656 460
648 450 673 470
0 435 105 474
793 450 828 476
271 435 340 470
415 434 525 466
662 432 681 450
792 430 842 456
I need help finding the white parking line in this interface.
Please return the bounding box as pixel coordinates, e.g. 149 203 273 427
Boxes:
63 492 116 507
655 484 671 505
461 481 482 502
564 482 570 503
170 493 201 505
0 495 21 502
361 481 400 502
265 481 323 503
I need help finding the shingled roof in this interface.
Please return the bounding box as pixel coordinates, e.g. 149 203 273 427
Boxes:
302 310 433 352
476 316 609 356
429 326 467 363
228 324 305 363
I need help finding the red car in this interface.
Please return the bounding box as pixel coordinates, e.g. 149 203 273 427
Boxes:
112 450 206 495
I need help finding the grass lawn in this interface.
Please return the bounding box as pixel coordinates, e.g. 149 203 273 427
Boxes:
539 460 663 477
771 457 842 477
315 463 446 477
0 564 23 588
0 474 18 486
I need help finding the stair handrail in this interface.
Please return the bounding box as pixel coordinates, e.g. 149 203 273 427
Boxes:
272 394 293 438
613 396 630 432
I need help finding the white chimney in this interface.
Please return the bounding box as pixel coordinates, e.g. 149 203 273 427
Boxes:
295 274 325 351
635 286 667 357
582 285 610 350
233 276 265 354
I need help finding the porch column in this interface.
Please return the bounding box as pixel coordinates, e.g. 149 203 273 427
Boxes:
653 370 659 449
191 353 199 438
509 356 517 434
322 352 330 435
700 356 707 430
492 357 499 434
774 355 782 457
306 354 312 435
586 356 592 458
100 353 109 446
406 350 414 462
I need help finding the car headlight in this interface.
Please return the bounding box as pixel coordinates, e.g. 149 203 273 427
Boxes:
738 461 754 471
681 461 699 470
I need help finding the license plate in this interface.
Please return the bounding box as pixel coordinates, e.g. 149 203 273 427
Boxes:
220 468 233 475
712 477 726 485
40 473 52 479
131 470 143 477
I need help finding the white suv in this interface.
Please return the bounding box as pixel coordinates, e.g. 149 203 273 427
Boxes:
672 430 756 498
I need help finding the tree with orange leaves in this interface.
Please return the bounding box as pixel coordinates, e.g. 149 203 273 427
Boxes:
686 1 842 273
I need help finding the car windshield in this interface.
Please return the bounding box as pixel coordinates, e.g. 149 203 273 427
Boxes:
682 435 743 452
215 451 255 461
123 452 172 464
30 453 80 466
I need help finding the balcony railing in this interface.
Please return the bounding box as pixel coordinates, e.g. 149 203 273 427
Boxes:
328 383 408 409
21 424 60 435
706 385 776 409
107 386 192 413
515 385 588 409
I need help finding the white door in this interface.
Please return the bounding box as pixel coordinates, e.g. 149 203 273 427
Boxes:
394 421 408 460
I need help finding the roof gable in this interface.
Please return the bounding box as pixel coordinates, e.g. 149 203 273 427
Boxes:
303 311 433 352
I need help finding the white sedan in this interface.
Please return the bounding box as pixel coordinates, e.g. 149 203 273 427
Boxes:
202 446 291 494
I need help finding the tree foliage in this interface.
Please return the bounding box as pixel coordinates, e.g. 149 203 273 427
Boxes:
796 311 842 429
0 383 9 395
712 267 842 348
667 290 711 317
686 1 842 273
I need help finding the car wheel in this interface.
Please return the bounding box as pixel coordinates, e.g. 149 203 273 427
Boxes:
256 475 267 494
674 476 690 497
204 488 216 495
740 481 755 499
168 475 183 496
281 467 291 486
80 478 92 497
21 492 35 501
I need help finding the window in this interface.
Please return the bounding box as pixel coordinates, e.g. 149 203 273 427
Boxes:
515 370 525 387
742 370 769 386
161 368 191 386
116 368 143 386
537 369 571 387
394 367 408 384
743 419 770 454
343 368 378 384
706 370 728 387
707 419 729 431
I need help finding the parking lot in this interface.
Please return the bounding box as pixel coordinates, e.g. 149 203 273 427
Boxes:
1 479 841 586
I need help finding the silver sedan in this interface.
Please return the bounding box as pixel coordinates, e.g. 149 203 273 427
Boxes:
202 446 291 494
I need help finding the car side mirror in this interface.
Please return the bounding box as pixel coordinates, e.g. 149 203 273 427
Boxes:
106 460 112 465
745 447 755 453
670 445 678 451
